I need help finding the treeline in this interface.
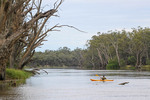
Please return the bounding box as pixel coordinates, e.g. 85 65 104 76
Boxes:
29 27 150 70
86 27 150 70
29 47 84 68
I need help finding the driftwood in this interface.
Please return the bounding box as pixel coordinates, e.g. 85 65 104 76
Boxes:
24 68 48 75
119 82 129 85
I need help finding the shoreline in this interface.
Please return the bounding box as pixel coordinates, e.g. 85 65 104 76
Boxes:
0 69 33 90
26 65 150 71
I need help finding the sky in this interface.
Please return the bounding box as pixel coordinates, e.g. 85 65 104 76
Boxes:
36 0 150 51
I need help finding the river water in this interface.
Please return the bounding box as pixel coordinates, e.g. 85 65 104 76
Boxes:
0 69 150 100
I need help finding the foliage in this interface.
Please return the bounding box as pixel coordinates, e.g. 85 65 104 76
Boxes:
28 27 150 71
27 27 150 71
141 65 150 71
29 47 84 68
85 27 150 70
120 65 136 70
106 59 120 70
127 56 136 65
146 59 150 65
120 59 126 67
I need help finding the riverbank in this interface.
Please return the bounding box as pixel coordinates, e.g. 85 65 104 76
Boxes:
0 68 33 90
120 65 150 71
26 65 150 71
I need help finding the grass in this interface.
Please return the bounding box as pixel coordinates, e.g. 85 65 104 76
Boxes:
120 65 150 71
6 68 32 79
0 69 33 89
141 65 150 71
120 65 136 70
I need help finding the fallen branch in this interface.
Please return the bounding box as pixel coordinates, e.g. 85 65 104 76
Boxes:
24 68 48 75
119 82 129 85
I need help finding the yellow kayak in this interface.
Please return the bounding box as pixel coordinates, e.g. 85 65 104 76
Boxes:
90 79 114 81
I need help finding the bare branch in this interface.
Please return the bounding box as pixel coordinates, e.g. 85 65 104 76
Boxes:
22 7 32 17
55 0 64 10
55 24 87 33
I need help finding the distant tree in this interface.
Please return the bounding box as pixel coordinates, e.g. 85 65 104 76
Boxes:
86 27 150 70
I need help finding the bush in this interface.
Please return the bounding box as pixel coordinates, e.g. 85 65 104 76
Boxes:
120 65 136 70
6 68 32 79
141 65 150 71
106 59 120 70
127 56 136 65
120 59 126 67
146 59 150 65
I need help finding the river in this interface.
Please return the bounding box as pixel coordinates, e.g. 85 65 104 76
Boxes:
0 69 150 100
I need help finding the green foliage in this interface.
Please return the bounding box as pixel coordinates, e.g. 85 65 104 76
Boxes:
120 65 136 70
106 59 120 70
6 69 32 79
120 59 126 67
141 65 150 71
29 47 84 68
28 27 150 71
146 59 150 65
127 56 136 65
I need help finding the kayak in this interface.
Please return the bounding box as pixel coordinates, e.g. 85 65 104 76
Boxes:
90 79 114 81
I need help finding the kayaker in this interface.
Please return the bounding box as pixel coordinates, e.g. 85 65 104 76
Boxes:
101 75 106 80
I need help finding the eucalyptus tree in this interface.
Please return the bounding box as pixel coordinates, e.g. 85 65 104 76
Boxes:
106 31 122 67
86 30 133 69
129 27 150 70
0 0 64 80
87 35 102 69
87 33 112 69
72 48 84 68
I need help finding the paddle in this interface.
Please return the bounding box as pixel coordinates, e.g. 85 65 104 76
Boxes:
96 74 99 77
96 74 102 78
96 74 107 80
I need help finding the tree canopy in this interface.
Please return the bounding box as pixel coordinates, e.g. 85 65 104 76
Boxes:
29 27 150 70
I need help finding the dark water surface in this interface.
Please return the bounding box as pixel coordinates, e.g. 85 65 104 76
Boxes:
0 69 150 100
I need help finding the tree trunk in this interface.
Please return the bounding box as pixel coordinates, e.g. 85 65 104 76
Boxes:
135 53 139 69
91 54 96 70
115 48 121 67
18 50 35 69
0 44 10 80
0 62 6 80
97 48 104 69
79 51 84 68
9 45 16 68
138 56 142 71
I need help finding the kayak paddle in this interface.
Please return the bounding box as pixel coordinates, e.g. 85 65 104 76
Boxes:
96 74 99 77
96 74 102 78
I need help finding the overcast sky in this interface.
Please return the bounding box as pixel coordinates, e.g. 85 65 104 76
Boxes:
36 0 150 51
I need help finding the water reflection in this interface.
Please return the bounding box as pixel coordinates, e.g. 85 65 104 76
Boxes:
0 69 150 100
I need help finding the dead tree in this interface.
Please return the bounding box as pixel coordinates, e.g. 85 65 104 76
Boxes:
0 0 64 80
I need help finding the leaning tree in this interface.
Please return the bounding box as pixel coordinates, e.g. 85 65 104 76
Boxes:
0 0 64 80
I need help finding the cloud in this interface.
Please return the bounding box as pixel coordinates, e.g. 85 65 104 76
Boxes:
38 0 150 51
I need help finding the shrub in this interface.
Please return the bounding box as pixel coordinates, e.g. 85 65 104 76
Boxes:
120 65 136 70
146 59 150 65
120 59 126 67
127 56 136 65
106 59 120 70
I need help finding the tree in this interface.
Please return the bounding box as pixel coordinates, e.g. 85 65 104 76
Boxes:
0 0 64 80
106 31 121 67
129 27 150 70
